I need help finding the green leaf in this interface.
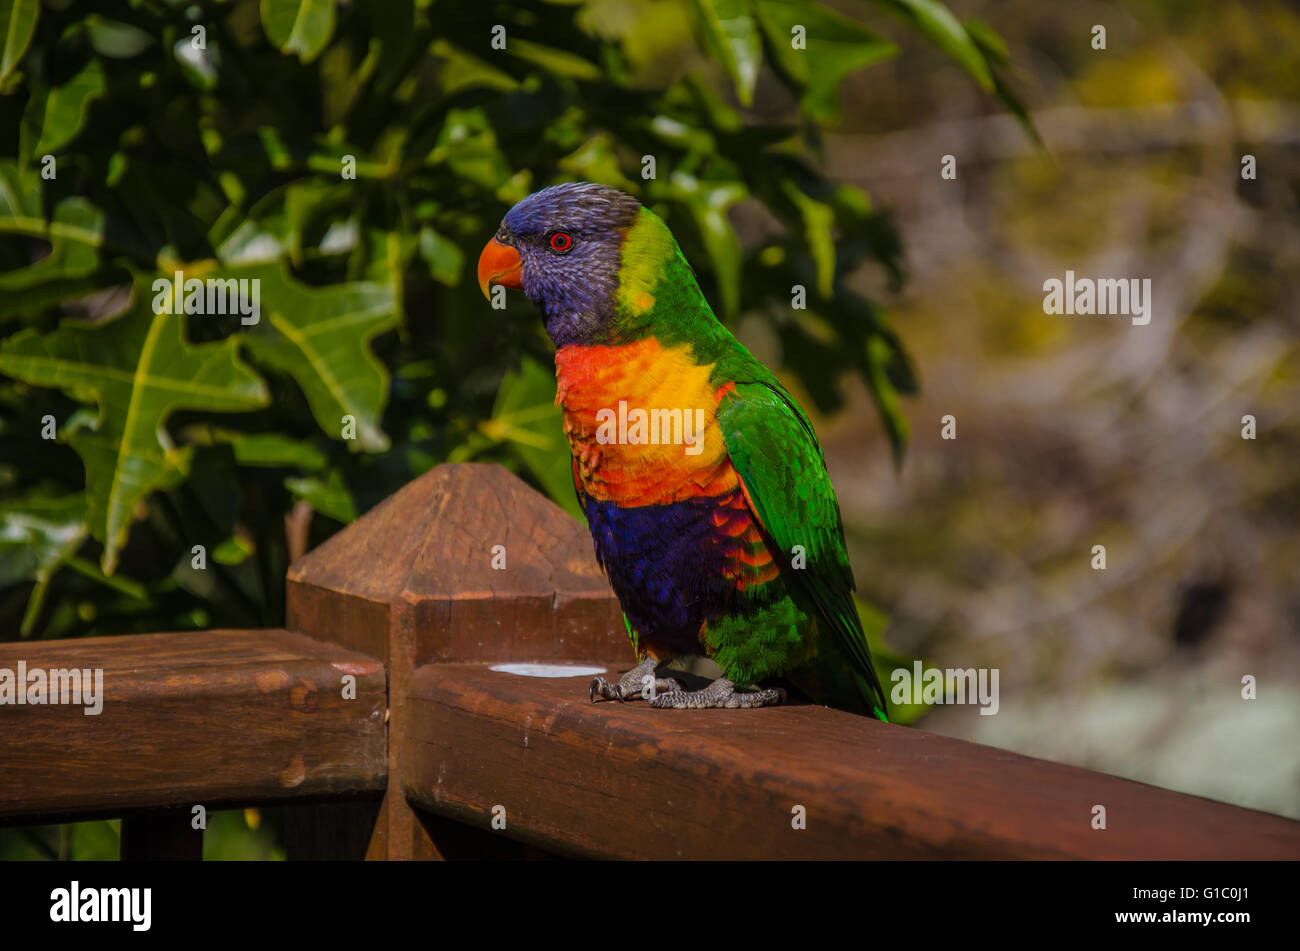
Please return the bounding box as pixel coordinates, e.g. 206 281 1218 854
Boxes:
649 113 716 153
668 172 746 319
781 180 835 298
871 0 993 91
484 355 583 522
0 492 87 635
864 333 910 465
558 134 638 192
0 495 85 589
191 428 328 469
214 218 286 266
235 261 399 453
507 37 602 82
239 127 392 178
21 58 107 158
964 17 1041 147
754 0 896 122
66 820 122 860
260 0 336 64
430 39 520 95
428 108 528 202
213 533 255 566
692 0 762 106
0 286 270 573
0 162 112 320
285 470 356 523
357 0 417 91
0 0 38 86
86 16 154 59
173 36 221 91
418 226 465 287
962 17 1007 65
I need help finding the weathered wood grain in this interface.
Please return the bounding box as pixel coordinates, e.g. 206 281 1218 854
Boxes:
402 662 1300 860
0 630 386 823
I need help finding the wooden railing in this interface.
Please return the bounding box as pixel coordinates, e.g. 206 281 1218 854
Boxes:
2 464 1298 859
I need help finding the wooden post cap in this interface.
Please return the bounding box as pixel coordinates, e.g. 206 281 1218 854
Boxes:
286 463 626 666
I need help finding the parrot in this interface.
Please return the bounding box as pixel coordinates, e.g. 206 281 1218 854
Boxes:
478 181 889 720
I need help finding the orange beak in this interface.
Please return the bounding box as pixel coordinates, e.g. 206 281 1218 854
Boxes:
477 236 524 300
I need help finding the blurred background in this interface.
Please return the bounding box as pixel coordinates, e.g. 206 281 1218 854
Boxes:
0 0 1296 858
814 0 1300 823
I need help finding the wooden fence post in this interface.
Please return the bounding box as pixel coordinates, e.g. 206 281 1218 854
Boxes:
285 463 625 859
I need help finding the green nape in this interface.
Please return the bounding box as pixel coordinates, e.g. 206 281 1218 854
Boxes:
611 206 783 387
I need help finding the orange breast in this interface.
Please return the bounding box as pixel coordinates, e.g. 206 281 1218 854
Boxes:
555 338 736 507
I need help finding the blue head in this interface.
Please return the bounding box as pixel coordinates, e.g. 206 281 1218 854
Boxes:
478 182 643 346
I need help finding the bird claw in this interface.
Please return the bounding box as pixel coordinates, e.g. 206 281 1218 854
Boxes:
589 676 626 702
590 672 684 703
649 678 786 709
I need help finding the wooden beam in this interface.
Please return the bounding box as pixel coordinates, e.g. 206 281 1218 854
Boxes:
402 662 1300 860
0 630 386 823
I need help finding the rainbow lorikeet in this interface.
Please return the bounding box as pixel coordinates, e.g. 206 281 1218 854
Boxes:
478 182 888 720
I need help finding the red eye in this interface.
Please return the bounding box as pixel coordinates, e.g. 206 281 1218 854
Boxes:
549 231 573 253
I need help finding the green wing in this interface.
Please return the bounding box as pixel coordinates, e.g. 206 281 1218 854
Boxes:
717 380 888 719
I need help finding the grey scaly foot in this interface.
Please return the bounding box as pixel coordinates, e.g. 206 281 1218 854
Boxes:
649 676 786 709
589 655 682 702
